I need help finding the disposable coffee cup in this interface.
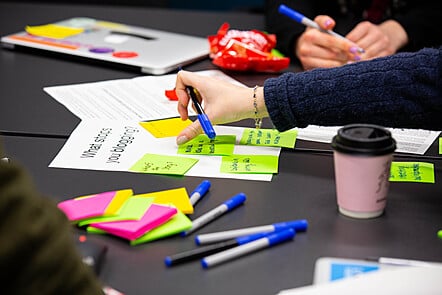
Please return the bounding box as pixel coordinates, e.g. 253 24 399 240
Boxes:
331 124 396 219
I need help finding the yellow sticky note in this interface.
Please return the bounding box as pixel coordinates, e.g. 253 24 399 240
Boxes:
135 187 194 214
129 153 198 175
26 24 84 39
240 128 297 148
139 118 192 138
220 154 279 174
439 138 442 154
389 162 435 183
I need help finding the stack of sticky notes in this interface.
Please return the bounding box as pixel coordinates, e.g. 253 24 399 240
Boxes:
57 188 193 245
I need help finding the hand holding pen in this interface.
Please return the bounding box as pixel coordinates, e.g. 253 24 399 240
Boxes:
278 4 365 70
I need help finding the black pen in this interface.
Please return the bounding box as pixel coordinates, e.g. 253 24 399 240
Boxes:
185 86 216 139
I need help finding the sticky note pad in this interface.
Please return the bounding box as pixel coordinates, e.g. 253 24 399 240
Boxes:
177 135 236 156
139 118 192 138
240 128 297 148
130 211 193 245
220 154 279 174
135 187 194 214
129 153 198 175
78 196 154 227
90 204 178 240
57 189 133 222
389 162 435 183
26 24 84 39
439 138 442 154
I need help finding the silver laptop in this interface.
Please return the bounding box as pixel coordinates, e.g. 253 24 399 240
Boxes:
1 17 209 75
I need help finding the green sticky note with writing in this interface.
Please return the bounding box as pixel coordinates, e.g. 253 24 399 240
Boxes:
129 153 198 175
389 162 435 183
240 128 297 148
220 154 279 174
177 134 236 156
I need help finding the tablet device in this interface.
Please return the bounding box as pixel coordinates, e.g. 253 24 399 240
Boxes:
1 17 209 75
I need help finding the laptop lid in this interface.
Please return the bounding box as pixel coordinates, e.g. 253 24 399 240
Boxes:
1 17 209 75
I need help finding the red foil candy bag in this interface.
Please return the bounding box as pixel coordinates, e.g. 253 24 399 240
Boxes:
208 23 290 72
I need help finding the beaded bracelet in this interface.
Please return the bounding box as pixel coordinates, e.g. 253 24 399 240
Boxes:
253 85 262 129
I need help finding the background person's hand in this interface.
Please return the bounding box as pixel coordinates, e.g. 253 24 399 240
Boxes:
295 15 363 70
346 20 408 60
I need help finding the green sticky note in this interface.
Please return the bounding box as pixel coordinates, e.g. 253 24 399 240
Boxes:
240 128 297 148
439 138 442 154
78 197 154 227
389 162 435 183
130 210 192 246
220 154 279 174
129 153 198 175
177 135 236 156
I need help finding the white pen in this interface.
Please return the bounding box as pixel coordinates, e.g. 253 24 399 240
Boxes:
278 4 364 53
195 219 308 245
201 228 295 268
182 193 246 236
189 180 211 206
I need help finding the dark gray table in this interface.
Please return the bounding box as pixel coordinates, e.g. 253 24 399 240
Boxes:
2 134 441 295
0 1 286 137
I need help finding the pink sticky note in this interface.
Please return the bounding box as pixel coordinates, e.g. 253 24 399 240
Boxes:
90 204 177 240
58 191 117 221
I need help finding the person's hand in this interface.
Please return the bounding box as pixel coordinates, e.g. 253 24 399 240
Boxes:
175 71 267 145
295 15 363 70
346 20 408 60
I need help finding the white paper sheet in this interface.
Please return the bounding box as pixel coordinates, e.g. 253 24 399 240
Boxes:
296 125 440 155
44 70 244 121
49 120 280 181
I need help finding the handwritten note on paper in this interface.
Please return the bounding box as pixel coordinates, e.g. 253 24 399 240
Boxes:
240 128 297 148
129 153 198 175
177 135 236 156
220 155 279 174
389 162 435 183
139 118 192 138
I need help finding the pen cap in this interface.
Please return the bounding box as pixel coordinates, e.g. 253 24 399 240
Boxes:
223 193 247 210
274 219 308 232
197 114 216 139
236 232 271 245
267 228 296 246
278 4 304 23
192 180 211 196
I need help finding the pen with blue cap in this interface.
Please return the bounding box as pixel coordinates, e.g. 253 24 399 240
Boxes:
182 193 246 236
165 231 269 267
278 4 364 53
186 86 216 139
201 228 296 268
189 180 211 206
195 219 308 245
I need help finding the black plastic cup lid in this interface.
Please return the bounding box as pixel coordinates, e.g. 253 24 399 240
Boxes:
331 124 396 155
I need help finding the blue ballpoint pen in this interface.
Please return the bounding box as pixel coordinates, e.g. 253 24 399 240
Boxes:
278 4 364 53
186 86 216 139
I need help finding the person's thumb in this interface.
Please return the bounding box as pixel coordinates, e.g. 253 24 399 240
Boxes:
176 120 203 145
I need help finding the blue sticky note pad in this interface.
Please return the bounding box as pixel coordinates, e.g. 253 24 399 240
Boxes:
330 262 379 281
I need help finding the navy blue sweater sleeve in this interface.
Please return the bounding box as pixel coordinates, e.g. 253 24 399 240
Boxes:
264 47 442 131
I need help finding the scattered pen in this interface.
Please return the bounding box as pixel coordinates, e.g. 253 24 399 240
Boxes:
189 180 211 206
201 228 296 269
278 4 364 53
186 86 216 139
164 231 270 267
366 257 442 268
195 219 308 245
182 193 247 236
